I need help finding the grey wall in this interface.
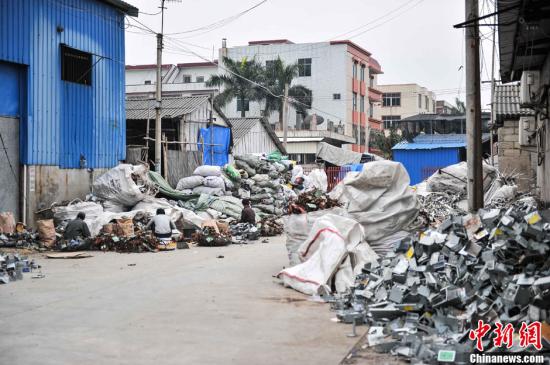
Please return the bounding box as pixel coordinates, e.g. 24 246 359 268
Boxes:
0 117 19 218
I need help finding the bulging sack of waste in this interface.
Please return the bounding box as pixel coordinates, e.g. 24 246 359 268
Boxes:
203 176 226 189
53 200 104 227
235 154 261 168
193 165 221 177
37 219 56 248
192 186 225 196
224 164 241 182
0 212 16 234
176 176 204 190
93 164 153 207
427 161 497 197
307 169 328 192
235 160 256 177
331 161 419 243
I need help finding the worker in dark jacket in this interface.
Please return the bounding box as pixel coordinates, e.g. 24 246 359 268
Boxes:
64 212 91 240
240 199 256 225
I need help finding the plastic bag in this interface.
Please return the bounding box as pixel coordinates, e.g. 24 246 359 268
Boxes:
427 162 497 197
193 165 222 177
279 214 377 295
329 161 419 242
53 201 105 229
103 200 127 213
203 176 225 189
93 164 152 207
307 169 328 192
192 186 225 196
224 164 241 182
176 176 205 190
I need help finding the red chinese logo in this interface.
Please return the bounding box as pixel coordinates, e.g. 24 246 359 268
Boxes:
519 322 542 350
469 320 492 351
469 320 542 351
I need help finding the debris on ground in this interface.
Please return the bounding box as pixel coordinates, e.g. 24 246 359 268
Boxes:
0 252 41 284
259 217 284 237
193 220 232 247
45 252 93 259
230 223 259 242
288 188 341 214
327 199 550 363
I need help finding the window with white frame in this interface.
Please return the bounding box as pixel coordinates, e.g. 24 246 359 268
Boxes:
183 75 191 83
196 76 204 83
352 61 358 79
360 95 365 113
360 64 365 81
353 92 358 111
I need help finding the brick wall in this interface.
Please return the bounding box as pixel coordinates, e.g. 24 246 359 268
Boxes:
497 119 537 192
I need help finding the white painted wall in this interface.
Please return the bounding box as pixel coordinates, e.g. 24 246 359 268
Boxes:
373 84 437 122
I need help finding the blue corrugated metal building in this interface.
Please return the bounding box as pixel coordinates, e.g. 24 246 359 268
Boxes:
0 0 138 223
392 134 490 185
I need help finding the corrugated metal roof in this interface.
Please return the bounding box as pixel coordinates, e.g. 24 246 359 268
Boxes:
401 113 491 123
99 0 138 16
392 133 490 150
126 96 210 120
493 84 534 121
228 117 286 154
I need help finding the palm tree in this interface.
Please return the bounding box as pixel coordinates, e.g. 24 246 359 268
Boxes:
206 57 265 117
262 57 312 127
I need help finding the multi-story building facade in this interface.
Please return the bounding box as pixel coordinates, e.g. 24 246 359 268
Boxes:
220 39 383 159
436 100 455 115
125 61 219 99
373 84 436 129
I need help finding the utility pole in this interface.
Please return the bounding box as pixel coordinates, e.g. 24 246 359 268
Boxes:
282 83 289 150
489 8 497 166
154 0 166 174
465 0 483 211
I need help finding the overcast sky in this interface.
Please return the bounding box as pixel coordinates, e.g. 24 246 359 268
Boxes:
124 0 495 107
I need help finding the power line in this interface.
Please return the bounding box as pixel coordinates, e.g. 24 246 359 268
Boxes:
165 0 268 36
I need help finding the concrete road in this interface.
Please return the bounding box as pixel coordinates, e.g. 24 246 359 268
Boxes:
0 236 366 365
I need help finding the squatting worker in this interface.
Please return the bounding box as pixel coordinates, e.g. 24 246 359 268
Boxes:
146 208 176 239
240 199 256 225
64 212 91 240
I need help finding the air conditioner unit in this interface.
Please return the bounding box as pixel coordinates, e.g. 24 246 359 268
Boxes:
520 71 540 106
519 116 536 146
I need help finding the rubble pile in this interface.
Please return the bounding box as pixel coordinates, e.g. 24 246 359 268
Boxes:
417 193 465 227
259 217 284 237
288 189 341 214
91 234 158 253
193 226 232 247
0 252 42 284
230 223 259 242
331 199 550 363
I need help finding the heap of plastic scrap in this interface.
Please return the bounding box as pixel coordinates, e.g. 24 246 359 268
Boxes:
330 198 550 364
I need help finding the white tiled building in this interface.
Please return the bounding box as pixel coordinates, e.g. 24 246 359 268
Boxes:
220 39 384 159
373 83 436 129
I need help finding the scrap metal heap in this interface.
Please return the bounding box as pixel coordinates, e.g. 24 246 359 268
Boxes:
0 252 42 284
331 198 550 363
193 226 232 247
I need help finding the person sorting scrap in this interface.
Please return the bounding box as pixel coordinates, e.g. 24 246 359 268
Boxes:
64 212 91 240
240 199 256 225
146 208 176 239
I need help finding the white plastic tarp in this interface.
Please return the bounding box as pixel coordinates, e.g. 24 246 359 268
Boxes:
329 160 419 243
93 164 152 208
316 142 362 166
306 169 328 192
278 214 378 296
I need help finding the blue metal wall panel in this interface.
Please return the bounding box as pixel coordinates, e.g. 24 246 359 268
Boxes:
0 0 126 168
0 62 23 117
394 148 461 185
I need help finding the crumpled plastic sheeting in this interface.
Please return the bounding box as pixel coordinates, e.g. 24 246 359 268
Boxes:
307 169 328 192
426 161 497 197
330 161 420 244
93 164 154 207
53 200 105 232
278 214 378 296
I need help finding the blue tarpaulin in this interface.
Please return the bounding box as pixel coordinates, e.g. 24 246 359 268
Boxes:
198 126 231 166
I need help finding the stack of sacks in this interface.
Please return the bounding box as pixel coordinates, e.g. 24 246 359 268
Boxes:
233 154 292 218
176 165 231 197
